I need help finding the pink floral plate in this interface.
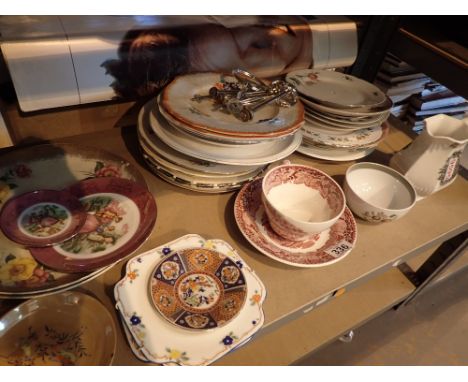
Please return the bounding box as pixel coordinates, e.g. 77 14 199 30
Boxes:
29 177 157 273
0 190 86 247
234 179 357 267
150 247 247 331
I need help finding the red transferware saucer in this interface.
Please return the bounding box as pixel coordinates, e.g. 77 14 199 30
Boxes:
0 190 86 247
234 179 357 267
29 178 157 273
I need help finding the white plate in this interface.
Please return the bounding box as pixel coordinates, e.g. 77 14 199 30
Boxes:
139 138 263 181
301 121 388 149
286 69 391 111
304 108 390 129
114 234 266 366
142 152 263 191
160 72 304 139
297 142 376 162
302 96 391 117
138 101 260 174
148 101 303 166
145 162 245 194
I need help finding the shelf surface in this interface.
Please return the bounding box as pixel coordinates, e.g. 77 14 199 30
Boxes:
1 118 467 365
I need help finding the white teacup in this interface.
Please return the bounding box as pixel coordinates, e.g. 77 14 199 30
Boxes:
261 163 346 241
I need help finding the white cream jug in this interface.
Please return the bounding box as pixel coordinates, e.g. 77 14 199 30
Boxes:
390 114 468 199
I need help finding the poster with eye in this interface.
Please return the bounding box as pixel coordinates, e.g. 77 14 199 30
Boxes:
0 16 357 111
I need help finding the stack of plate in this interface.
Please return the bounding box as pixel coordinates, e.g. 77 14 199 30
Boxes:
114 234 266 366
138 72 304 193
286 69 392 161
0 144 155 299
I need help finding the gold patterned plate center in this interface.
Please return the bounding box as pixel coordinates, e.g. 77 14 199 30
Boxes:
149 248 247 331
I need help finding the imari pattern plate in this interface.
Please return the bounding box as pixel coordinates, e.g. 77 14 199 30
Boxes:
150 248 247 331
114 234 266 366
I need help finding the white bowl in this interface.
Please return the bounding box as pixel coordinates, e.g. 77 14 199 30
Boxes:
344 162 417 223
261 163 346 240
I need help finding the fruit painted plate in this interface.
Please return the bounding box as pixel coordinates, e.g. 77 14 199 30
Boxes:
150 247 247 331
0 190 86 247
234 179 357 267
30 177 157 273
0 144 146 296
0 291 116 365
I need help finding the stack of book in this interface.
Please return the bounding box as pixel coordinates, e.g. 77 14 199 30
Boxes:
374 53 467 133
374 53 431 111
406 85 467 133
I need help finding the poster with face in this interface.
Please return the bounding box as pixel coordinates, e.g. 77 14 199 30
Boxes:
1 16 357 111
102 16 316 97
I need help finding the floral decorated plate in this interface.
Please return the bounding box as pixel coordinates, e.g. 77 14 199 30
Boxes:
297 141 376 162
114 234 266 366
304 109 389 130
234 179 357 267
0 144 146 296
149 102 303 166
29 178 157 273
286 69 392 112
149 247 247 331
300 95 391 117
0 190 86 247
0 291 116 365
301 121 388 149
161 72 304 139
138 101 262 175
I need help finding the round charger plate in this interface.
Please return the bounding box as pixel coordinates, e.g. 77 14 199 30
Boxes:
160 72 304 139
138 101 262 175
286 69 391 111
234 179 357 267
149 101 303 166
0 189 86 247
150 247 247 331
0 291 116 365
0 143 147 296
29 177 157 273
297 141 376 162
